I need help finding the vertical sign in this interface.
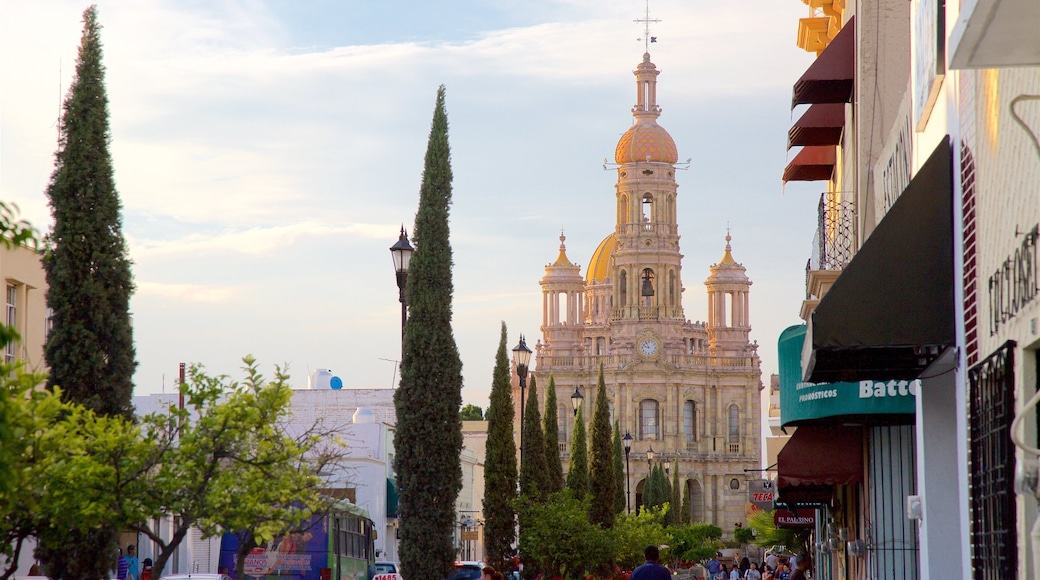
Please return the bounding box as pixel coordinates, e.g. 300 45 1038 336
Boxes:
914 0 946 131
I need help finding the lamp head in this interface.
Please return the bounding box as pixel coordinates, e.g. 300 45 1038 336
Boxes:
512 334 532 378
390 226 414 274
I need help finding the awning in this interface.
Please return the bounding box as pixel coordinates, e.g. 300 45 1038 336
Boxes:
386 478 399 518
806 138 954 383
788 103 845 149
777 425 863 488
792 16 856 109
782 145 836 183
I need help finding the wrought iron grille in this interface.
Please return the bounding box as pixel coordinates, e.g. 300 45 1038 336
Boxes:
809 193 856 271
866 425 919 580
968 340 1017 580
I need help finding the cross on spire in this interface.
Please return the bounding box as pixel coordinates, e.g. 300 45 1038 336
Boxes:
635 0 660 53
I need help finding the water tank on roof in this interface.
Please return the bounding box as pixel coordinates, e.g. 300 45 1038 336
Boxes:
330 376 343 390
353 407 375 424
309 369 332 390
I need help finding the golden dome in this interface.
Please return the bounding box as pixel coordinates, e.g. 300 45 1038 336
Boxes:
586 233 617 283
615 122 678 164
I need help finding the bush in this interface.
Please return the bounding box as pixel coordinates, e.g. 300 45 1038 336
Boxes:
668 523 723 564
611 507 669 570
518 491 613 579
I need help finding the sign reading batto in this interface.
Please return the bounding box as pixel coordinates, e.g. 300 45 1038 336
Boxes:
748 480 775 511
774 508 816 528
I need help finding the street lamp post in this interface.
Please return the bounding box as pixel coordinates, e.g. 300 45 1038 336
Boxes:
664 456 672 476
647 445 655 470
389 226 414 345
623 432 633 513
512 335 532 460
570 387 584 416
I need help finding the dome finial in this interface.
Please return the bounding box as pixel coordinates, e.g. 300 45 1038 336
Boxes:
635 0 660 55
559 230 567 252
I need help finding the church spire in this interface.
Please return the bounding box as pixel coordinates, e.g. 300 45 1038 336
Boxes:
632 53 662 121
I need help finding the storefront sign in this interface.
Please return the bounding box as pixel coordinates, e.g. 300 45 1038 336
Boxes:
989 224 1039 335
779 325 916 426
914 0 945 131
749 480 776 511
774 508 816 528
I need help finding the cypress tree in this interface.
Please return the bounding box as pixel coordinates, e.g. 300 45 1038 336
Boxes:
643 464 668 513
588 367 616 528
613 422 626 514
520 375 550 498
671 463 682 527
394 85 463 580
681 481 692 524
43 4 136 419
565 405 588 500
483 322 517 571
542 374 564 492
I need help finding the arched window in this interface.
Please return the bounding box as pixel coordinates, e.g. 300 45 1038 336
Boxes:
558 404 567 440
619 270 628 307
684 400 697 442
641 268 655 307
639 399 659 440
669 271 677 306
728 404 740 443
642 193 654 226
596 337 606 355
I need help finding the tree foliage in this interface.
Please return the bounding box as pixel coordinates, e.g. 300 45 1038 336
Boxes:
670 463 682 527
588 367 616 529
394 85 464 580
565 405 588 500
517 491 613 580
680 483 692 525
44 4 136 420
483 323 517 571
542 374 564 493
612 423 625 515
747 509 810 553
520 375 550 498
668 523 723 563
460 404 484 421
642 464 669 514
611 507 669 570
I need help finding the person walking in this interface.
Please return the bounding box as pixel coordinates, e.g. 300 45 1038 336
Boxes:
728 565 740 580
744 562 761 580
765 552 778 573
141 559 153 580
116 548 129 580
630 546 671 580
789 555 808 580
126 545 140 580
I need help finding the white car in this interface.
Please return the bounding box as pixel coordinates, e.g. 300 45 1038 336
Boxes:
373 562 402 580
159 574 232 580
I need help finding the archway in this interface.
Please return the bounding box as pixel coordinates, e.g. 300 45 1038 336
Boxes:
689 479 704 523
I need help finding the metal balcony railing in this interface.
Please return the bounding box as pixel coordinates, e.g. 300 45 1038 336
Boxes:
806 192 857 297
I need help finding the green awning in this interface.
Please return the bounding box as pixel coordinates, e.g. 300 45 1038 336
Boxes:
386 479 399 518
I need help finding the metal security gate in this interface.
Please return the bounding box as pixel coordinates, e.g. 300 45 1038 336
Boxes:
866 425 919 580
968 341 1017 579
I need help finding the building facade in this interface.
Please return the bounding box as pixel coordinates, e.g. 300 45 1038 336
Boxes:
0 244 48 372
517 52 763 533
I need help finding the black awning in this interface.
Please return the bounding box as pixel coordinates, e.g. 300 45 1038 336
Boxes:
788 103 845 149
791 16 856 109
806 137 955 383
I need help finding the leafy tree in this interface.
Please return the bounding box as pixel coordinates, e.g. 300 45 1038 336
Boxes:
668 523 723 563
44 4 136 420
394 85 464 580
517 491 613 580
671 463 682 526
611 507 669 570
565 405 588 500
483 323 517 571
642 464 669 514
460 403 484 420
588 367 616 528
613 423 626 515
542 374 564 493
681 483 692 525
747 509 810 553
734 526 755 548
520 375 550 498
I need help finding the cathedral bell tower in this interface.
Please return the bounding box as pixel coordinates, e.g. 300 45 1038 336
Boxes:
538 233 585 362
705 232 753 355
610 53 684 326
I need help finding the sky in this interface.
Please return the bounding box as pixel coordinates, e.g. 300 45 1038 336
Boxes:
1 0 824 408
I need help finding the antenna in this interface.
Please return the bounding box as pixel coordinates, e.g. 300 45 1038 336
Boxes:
378 358 400 388
634 0 660 53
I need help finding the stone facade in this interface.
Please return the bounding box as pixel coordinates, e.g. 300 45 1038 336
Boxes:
515 53 762 533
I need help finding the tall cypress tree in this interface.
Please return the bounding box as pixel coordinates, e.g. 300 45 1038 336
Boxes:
394 85 463 580
671 463 682 526
542 374 564 493
520 375 550 498
565 405 588 500
36 8 133 578
44 4 136 419
681 482 692 524
643 464 669 514
483 322 517 571
613 422 626 514
588 367 616 528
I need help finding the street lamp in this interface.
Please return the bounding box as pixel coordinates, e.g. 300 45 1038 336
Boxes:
512 334 532 458
664 456 672 476
390 226 414 343
647 445 655 470
623 432 633 513
570 387 584 416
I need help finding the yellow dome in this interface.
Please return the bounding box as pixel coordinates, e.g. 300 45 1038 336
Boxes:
586 233 617 283
615 122 678 164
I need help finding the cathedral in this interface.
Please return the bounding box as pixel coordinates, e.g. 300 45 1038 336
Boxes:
518 52 762 531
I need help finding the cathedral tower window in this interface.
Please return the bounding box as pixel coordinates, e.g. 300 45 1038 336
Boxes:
639 399 660 440
619 270 628 306
641 269 655 304
728 404 740 443
619 193 629 223
684 400 697 442
596 337 606 355
642 193 654 226
669 271 677 306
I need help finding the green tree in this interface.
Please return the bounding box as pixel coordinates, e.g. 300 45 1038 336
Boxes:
611 507 669 570
565 405 589 500
517 491 613 580
642 464 669 514
460 403 484 420
483 323 517 571
668 523 723 563
588 367 616 529
394 85 464 580
542 374 564 493
520 375 550 498
747 509 810 553
44 5 136 419
670 463 682 526
612 423 625 514
681 483 692 525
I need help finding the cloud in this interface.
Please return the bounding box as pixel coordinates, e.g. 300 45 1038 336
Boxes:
135 281 242 304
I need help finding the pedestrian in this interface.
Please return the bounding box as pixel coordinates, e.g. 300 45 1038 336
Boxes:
630 545 671 580
775 563 790 580
739 556 750 579
789 555 808 580
728 564 740 580
141 559 153 580
706 554 722 580
116 548 129 580
744 562 761 580
765 552 778 573
126 545 140 580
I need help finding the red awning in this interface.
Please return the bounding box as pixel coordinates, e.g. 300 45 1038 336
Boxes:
782 145 836 183
788 103 846 149
791 16 856 109
777 425 863 488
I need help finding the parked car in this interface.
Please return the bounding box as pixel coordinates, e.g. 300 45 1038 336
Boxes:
448 561 484 580
159 575 231 580
374 561 402 580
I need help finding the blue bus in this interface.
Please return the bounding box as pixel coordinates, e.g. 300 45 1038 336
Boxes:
219 500 375 580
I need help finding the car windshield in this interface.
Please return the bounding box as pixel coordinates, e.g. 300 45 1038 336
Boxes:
375 564 396 575
448 566 482 580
